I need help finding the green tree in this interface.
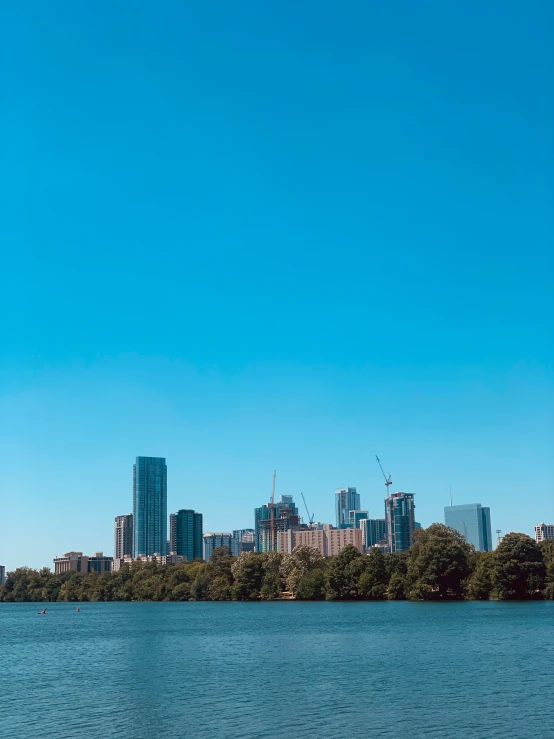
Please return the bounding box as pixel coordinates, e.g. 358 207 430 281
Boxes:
231 553 264 601
539 540 554 600
406 524 473 600
491 533 546 600
280 546 324 596
325 545 364 600
466 551 495 600
357 549 388 600
296 569 326 600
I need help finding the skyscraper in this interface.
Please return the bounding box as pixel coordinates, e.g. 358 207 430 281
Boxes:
385 492 415 552
169 509 203 560
231 529 255 556
360 518 387 548
133 456 167 557
444 504 492 552
255 495 299 552
114 514 134 560
335 487 360 528
348 510 368 528
203 533 233 562
0 565 5 586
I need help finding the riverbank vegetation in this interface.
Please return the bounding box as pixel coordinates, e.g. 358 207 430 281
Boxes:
2 525 553 602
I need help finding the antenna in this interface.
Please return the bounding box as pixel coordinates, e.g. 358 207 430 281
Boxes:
496 529 502 547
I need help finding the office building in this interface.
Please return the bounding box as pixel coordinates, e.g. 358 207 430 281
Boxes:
278 526 363 556
88 552 114 573
348 510 368 529
360 518 387 549
0 566 5 585
114 514 133 560
231 529 255 556
203 533 233 562
53 552 113 575
255 495 299 552
169 509 203 560
535 523 554 543
385 492 416 552
335 488 360 528
444 504 492 552
133 456 167 557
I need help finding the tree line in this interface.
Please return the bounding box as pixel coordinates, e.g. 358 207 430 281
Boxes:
2 525 553 603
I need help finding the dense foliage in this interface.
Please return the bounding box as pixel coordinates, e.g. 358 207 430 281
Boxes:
2 528 553 603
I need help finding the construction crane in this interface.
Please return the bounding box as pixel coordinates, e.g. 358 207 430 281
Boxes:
269 470 276 552
301 492 315 525
375 455 392 496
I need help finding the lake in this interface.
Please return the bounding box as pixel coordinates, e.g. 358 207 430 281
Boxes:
1 601 553 738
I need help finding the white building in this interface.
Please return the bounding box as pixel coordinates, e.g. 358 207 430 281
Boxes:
534 523 554 543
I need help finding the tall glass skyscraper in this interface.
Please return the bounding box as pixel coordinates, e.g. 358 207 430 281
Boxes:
133 456 167 557
385 492 415 552
335 487 360 528
444 504 492 552
169 509 203 560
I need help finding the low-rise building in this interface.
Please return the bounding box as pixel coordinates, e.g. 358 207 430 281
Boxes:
53 551 113 575
535 523 554 543
112 552 185 571
278 526 363 556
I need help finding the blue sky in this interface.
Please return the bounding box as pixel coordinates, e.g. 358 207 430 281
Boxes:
1 1 552 571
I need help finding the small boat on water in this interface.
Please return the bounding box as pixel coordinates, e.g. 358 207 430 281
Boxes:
38 609 47 615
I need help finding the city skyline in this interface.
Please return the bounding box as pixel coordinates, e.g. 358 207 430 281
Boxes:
2 448 552 570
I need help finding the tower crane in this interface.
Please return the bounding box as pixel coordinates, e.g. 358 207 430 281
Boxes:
301 492 315 525
269 470 276 552
375 455 392 496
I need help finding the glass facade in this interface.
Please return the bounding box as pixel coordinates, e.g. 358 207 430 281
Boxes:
385 492 415 552
360 518 387 548
169 509 203 560
203 533 233 562
335 488 360 528
231 529 255 557
255 495 298 552
348 510 368 528
133 456 167 557
444 504 492 552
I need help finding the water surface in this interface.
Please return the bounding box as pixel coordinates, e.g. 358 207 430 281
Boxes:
1 601 553 738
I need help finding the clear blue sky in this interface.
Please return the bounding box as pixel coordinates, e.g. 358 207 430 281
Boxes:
1 1 552 571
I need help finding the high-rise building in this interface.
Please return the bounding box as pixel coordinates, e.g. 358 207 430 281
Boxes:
255 495 299 552
114 514 133 560
258 506 300 553
169 509 203 560
385 492 416 552
133 456 167 557
278 526 364 556
335 488 360 528
0 565 5 585
534 523 554 543
231 529 255 556
444 504 492 552
203 533 233 562
360 518 387 549
53 552 113 575
348 510 368 528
